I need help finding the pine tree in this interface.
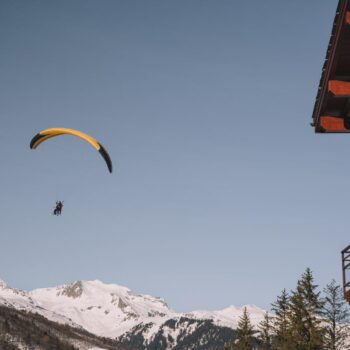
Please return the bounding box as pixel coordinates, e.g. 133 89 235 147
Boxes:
288 289 306 350
224 341 235 350
271 289 292 350
233 306 256 350
289 268 324 350
258 312 272 350
322 279 350 350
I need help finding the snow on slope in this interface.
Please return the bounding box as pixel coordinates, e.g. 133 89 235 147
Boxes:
0 278 267 340
186 304 266 329
0 278 79 327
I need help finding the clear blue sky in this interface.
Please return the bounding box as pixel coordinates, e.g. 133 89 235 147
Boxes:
0 0 346 312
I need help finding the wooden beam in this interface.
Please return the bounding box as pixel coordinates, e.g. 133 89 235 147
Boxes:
342 245 350 253
319 116 347 131
346 290 350 303
329 80 350 96
346 11 350 25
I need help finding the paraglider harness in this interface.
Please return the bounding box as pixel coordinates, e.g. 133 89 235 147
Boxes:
53 201 63 216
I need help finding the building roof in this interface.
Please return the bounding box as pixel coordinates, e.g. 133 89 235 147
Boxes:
312 0 350 132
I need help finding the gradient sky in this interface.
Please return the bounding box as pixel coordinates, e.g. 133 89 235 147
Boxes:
0 0 347 312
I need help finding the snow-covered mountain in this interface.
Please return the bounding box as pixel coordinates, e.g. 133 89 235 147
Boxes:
0 278 267 349
30 279 177 339
0 278 78 328
185 304 267 329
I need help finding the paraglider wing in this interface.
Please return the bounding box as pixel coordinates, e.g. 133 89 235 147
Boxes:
30 127 113 173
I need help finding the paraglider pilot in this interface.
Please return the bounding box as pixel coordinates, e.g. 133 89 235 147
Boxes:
53 201 63 216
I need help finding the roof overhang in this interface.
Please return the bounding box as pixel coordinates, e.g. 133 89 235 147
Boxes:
312 0 350 132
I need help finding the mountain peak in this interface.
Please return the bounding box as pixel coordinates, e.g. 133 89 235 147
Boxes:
223 304 263 313
61 281 83 298
0 279 7 289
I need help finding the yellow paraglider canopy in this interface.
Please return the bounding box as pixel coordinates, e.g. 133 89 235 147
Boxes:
30 127 112 173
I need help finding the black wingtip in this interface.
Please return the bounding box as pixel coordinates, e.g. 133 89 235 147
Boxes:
30 133 44 149
99 144 113 173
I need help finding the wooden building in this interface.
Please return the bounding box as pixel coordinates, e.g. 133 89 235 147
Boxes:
312 0 350 303
342 245 350 302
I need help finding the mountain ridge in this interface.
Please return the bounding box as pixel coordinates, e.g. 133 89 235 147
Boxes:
0 278 267 349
